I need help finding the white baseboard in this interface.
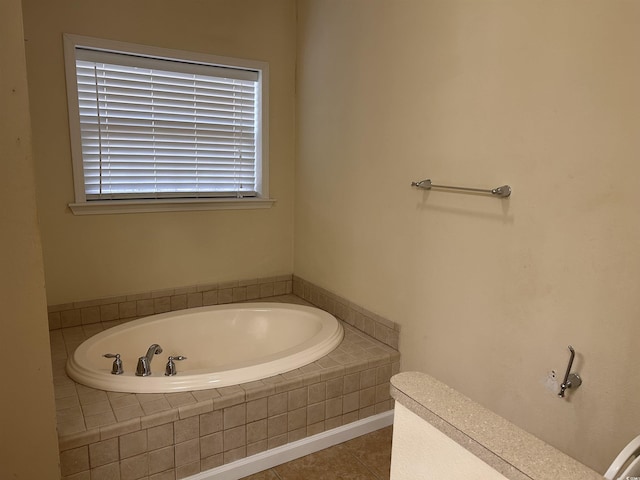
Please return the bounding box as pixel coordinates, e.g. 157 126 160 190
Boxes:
186 410 394 480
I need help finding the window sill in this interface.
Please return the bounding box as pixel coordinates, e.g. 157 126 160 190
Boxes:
69 197 276 215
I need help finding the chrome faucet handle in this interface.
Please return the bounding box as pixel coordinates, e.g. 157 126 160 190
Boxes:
103 353 123 375
165 356 187 376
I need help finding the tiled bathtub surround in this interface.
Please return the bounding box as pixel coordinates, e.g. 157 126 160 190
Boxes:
52 295 400 480
48 275 294 331
293 276 400 350
48 275 401 353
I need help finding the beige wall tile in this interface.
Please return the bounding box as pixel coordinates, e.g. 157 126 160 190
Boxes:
58 429 99 451
150 470 176 480
140 397 172 416
108 393 138 409
60 446 89 476
246 439 268 457
375 400 393 414
246 398 268 423
326 378 343 399
100 418 141 441
359 406 375 420
232 287 247 302
246 419 267 444
325 397 342 419
176 460 200 479
192 388 221 402
140 410 178 430
199 410 222 436
100 304 119 322
287 407 306 431
376 383 391 403
343 392 359 414
360 387 376 409
223 403 246 430
89 438 118 467
223 425 246 451
120 430 148 459
80 306 101 325
120 453 148 480
342 411 359 425
213 390 245 410
267 393 287 417
166 392 196 408
114 403 145 422
57 405 83 424
85 411 117 429
325 416 342 431
307 421 325 436
90 462 120 480
259 283 274 298
223 446 246 465
136 299 154 317
153 297 171 314
376 364 392 385
287 426 306 443
202 290 218 306
170 294 187 311
273 281 287 296
187 292 203 308
343 373 359 394
360 368 377 389
174 416 199 443
243 381 275 402
287 387 307 410
201 453 223 471
61 309 82 328
175 438 199 466
267 414 287 438
267 434 287 450
308 382 326 404
200 432 223 458
118 301 137 319
218 288 233 304
148 422 174 451
246 284 261 300
307 402 325 425
179 400 213 419
49 311 62 329
148 445 175 475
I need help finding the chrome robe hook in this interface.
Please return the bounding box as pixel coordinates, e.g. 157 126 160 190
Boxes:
558 345 582 397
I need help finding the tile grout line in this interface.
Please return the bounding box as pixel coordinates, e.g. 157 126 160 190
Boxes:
348 448 386 480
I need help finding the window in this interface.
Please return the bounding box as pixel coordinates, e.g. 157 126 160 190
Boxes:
63 34 272 214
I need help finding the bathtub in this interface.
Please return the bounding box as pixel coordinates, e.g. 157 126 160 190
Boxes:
66 302 344 393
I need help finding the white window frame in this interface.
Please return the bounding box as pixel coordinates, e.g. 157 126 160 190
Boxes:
63 34 273 215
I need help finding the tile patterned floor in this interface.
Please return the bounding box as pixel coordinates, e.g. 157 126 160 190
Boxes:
241 426 393 480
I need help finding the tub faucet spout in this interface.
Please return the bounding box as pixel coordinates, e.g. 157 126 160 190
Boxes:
136 344 163 376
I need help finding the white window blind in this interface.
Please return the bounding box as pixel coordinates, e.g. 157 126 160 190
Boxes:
74 47 260 200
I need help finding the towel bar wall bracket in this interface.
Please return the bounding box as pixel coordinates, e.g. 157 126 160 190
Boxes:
411 179 511 198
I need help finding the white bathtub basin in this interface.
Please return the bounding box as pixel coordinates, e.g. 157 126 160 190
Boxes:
66 302 344 393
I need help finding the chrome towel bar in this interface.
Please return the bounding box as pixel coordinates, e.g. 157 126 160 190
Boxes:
411 179 511 198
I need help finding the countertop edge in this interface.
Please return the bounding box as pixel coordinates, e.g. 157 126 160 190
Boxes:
390 371 603 480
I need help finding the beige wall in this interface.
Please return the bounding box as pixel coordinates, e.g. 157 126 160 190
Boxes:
22 0 297 305
296 0 640 473
0 0 60 478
